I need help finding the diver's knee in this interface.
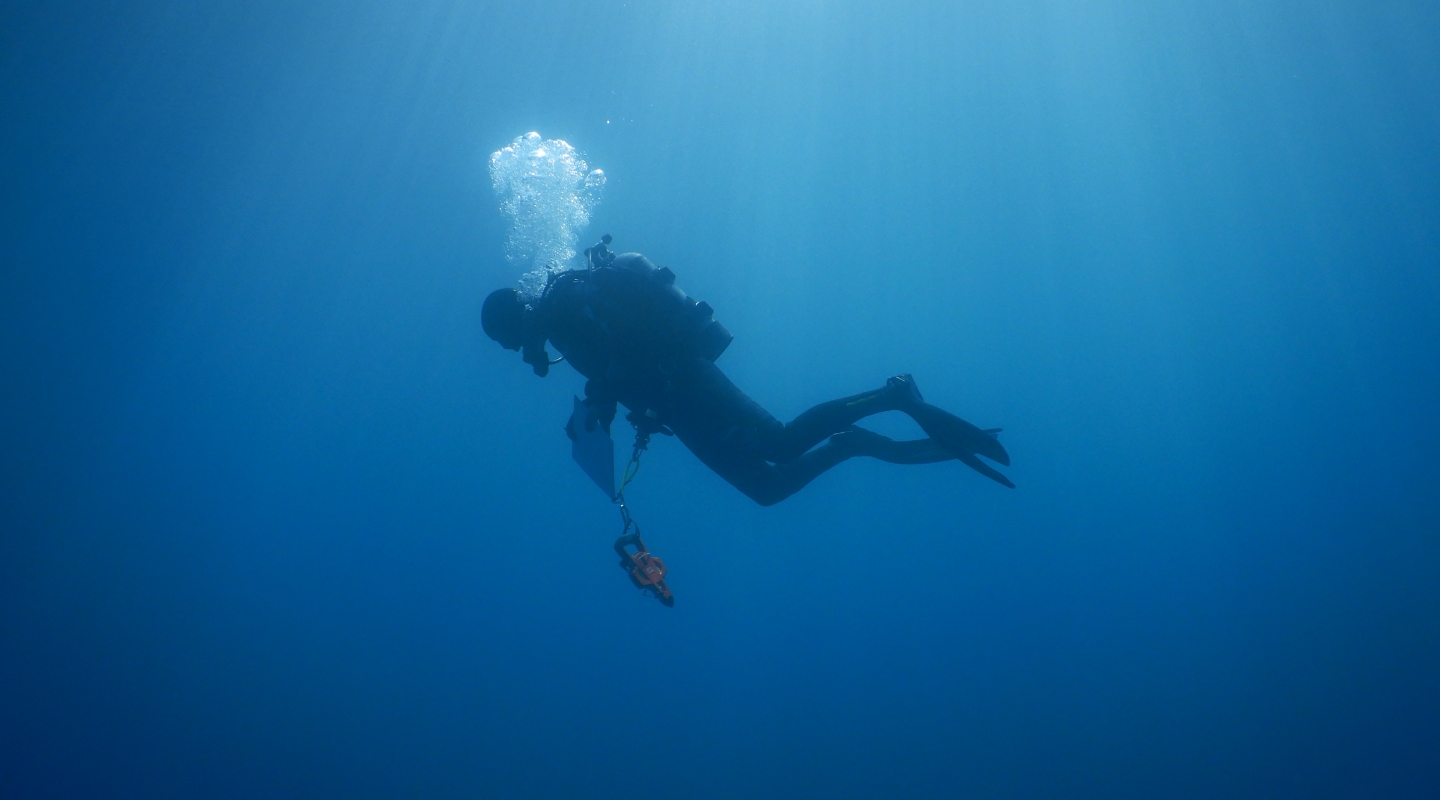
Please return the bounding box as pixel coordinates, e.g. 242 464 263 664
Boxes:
752 491 785 507
736 478 788 507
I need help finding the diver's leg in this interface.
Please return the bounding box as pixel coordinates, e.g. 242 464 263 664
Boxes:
731 428 963 504
761 377 1000 465
729 442 852 506
744 427 964 504
765 385 904 463
829 427 955 464
657 361 960 505
720 430 960 506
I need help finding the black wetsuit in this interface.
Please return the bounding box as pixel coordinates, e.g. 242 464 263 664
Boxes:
525 254 912 506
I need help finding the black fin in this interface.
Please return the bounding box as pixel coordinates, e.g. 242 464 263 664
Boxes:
908 402 1011 466
953 449 1016 488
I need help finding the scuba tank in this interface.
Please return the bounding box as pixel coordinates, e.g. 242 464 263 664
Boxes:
583 236 733 363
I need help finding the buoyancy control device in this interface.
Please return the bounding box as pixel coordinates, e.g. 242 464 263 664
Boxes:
582 235 732 363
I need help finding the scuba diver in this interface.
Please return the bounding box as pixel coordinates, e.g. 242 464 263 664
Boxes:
481 236 1013 507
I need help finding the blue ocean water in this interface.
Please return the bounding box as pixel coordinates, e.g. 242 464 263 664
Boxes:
2 1 1437 797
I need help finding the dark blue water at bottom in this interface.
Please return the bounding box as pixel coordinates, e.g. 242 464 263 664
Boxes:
2 2 1437 798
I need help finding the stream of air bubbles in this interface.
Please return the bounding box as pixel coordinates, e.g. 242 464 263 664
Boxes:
489 132 606 298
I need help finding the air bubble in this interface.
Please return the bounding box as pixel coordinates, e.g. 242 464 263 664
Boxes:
489 132 606 298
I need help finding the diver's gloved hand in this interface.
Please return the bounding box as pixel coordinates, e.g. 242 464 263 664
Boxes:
588 397 616 434
524 343 550 376
565 397 614 441
565 404 594 441
522 343 551 377
626 408 674 437
577 380 617 433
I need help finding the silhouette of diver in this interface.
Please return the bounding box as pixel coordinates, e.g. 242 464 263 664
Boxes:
482 237 1012 505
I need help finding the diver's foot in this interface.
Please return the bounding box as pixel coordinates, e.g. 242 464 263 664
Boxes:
885 374 925 412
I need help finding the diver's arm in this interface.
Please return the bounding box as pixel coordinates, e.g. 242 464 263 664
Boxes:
519 292 557 376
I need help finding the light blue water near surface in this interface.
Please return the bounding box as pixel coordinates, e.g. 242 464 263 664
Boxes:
2 2 1438 798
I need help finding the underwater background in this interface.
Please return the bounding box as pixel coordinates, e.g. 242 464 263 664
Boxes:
3 1 1438 797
